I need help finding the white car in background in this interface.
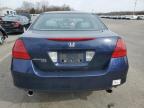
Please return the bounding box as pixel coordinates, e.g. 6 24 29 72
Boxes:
130 15 138 20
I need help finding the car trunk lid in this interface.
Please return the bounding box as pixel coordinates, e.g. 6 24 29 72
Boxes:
21 30 118 72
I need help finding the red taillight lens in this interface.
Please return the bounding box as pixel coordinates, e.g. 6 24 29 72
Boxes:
13 22 20 27
12 39 30 60
112 39 127 58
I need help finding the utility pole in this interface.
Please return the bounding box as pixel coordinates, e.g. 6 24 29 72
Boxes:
0 0 5 9
0 0 1 8
133 0 138 16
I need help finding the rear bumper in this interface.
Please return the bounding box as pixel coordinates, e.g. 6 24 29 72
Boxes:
11 57 129 91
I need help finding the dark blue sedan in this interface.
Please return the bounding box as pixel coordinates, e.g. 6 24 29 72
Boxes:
11 12 129 95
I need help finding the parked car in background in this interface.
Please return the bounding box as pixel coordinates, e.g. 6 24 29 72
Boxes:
11 12 129 95
130 15 138 20
17 12 31 22
2 15 30 29
17 13 31 28
0 17 24 34
137 16 144 20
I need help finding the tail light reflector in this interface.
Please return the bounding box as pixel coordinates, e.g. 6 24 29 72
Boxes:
112 39 127 58
12 39 30 60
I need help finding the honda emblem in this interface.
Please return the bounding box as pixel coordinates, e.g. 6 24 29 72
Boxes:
68 42 75 48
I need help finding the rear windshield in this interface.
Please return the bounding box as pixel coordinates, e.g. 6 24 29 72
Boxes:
2 16 20 22
30 13 107 31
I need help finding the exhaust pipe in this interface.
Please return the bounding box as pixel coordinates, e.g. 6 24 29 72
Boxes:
106 89 113 93
27 90 34 97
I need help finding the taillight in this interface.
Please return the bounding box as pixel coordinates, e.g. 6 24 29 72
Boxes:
12 39 30 60
13 22 20 27
112 39 127 58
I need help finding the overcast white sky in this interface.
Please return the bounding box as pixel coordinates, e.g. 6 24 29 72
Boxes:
0 0 144 12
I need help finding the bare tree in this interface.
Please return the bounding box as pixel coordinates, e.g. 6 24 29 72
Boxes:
16 1 72 14
21 1 34 11
41 0 49 12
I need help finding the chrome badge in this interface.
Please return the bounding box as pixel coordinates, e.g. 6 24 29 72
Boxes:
68 42 75 48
